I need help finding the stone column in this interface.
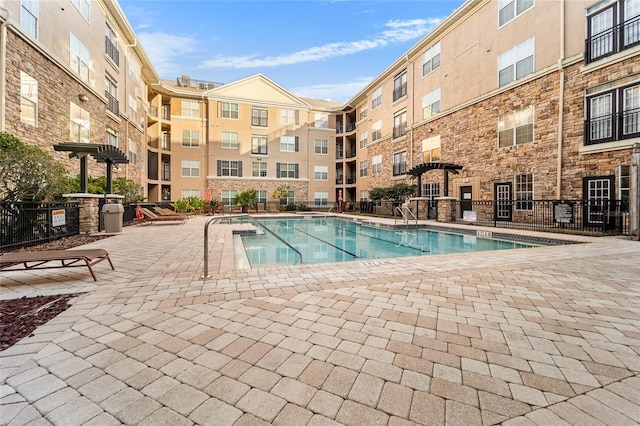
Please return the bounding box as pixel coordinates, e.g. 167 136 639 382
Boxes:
64 193 123 234
435 196 458 222
631 143 640 241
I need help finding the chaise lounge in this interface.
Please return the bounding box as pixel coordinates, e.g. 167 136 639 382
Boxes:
138 207 187 224
0 249 114 281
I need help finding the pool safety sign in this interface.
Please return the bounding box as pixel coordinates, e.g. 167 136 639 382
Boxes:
553 201 574 224
52 209 66 227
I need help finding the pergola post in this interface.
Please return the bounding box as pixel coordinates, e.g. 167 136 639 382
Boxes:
79 154 88 193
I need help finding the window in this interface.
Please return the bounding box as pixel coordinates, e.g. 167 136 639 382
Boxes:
222 190 238 206
277 163 298 179
499 0 534 27
20 71 37 126
181 130 199 147
128 140 138 165
360 161 368 177
280 109 296 125
422 136 441 162
280 136 298 152
422 88 441 119
498 106 534 147
128 95 138 124
252 135 268 155
314 113 329 129
372 155 382 174
105 24 119 66
372 87 382 109
393 151 407 176
422 183 441 200
393 111 407 139
181 160 200 177
359 131 368 149
106 128 118 147
105 74 118 115
360 190 369 201
499 37 534 87
21 0 38 38
586 0 640 63
359 106 368 120
514 173 533 210
252 162 267 177
222 131 239 149
70 33 90 83
70 102 89 143
128 52 140 83
314 192 328 206
256 190 267 204
314 165 328 180
585 82 640 145
372 121 382 142
222 102 238 119
393 71 407 101
314 139 328 154
218 160 241 177
422 41 441 76
182 100 199 118
620 165 630 202
252 107 268 127
181 189 200 199
71 0 90 20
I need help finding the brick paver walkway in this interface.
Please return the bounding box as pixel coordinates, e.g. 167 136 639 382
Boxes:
1 215 639 425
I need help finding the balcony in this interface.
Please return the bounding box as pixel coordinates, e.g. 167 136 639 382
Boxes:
585 15 640 64
393 83 407 102
393 123 407 139
584 108 640 145
106 92 119 115
105 37 119 66
161 105 171 120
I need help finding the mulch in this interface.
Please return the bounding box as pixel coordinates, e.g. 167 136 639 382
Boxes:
1 234 112 351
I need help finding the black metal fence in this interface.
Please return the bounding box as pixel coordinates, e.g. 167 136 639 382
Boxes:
1 202 80 250
451 199 630 235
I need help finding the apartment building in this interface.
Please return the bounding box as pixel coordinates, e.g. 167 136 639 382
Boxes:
146 74 340 206
0 0 157 191
341 0 639 228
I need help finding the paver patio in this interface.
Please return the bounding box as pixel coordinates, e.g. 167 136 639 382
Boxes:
1 215 639 425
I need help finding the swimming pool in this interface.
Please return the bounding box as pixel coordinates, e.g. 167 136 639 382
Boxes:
235 217 542 268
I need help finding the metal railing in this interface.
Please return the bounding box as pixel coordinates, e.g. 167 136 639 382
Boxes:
1 202 80 250
585 15 640 63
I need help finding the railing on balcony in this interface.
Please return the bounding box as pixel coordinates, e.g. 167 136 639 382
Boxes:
105 37 119 66
161 133 171 151
393 83 407 101
162 164 171 181
336 177 343 184
584 107 640 145
106 92 119 115
393 123 407 139
585 15 640 63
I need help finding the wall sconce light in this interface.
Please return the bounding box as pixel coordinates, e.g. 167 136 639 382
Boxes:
428 128 434 133
78 94 89 102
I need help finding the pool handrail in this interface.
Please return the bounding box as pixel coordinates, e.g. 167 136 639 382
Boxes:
395 205 418 226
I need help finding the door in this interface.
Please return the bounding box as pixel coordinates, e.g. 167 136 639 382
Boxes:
583 176 614 230
494 183 512 221
460 186 473 218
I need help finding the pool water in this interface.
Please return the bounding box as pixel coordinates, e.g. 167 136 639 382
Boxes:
237 217 540 268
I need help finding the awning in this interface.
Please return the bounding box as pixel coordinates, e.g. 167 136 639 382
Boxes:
406 162 464 197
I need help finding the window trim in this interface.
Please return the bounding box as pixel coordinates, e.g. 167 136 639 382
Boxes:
221 102 239 119
20 71 38 126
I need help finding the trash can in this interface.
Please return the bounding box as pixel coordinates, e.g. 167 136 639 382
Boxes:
102 203 124 233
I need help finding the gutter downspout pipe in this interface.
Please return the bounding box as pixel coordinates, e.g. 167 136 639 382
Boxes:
0 7 11 132
556 0 566 199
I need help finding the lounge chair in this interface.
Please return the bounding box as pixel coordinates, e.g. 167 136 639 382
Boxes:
0 249 114 281
140 207 187 224
154 207 193 218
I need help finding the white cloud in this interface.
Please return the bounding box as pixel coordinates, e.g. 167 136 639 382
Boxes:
197 18 441 70
137 32 198 76
291 77 373 103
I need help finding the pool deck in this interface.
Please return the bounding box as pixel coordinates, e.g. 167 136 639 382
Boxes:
1 214 639 425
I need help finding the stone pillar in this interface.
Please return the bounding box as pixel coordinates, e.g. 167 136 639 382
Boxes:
64 193 123 234
409 197 429 220
631 143 640 241
435 196 458 222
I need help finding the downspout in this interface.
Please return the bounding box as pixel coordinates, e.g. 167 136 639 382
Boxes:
556 0 566 199
0 7 11 132
123 38 138 180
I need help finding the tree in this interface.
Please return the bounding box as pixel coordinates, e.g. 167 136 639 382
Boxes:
0 132 72 202
272 184 291 206
233 189 257 213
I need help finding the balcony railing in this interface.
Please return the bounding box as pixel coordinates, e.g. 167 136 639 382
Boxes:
585 15 640 63
393 83 407 101
105 37 119 66
106 92 119 115
161 105 171 120
584 108 640 145
393 123 407 139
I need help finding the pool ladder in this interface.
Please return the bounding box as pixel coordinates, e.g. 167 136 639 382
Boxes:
395 205 418 227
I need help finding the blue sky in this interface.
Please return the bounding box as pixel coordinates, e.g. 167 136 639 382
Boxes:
119 0 465 103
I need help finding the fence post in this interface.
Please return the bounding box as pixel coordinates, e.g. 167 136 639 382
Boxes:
631 143 640 241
